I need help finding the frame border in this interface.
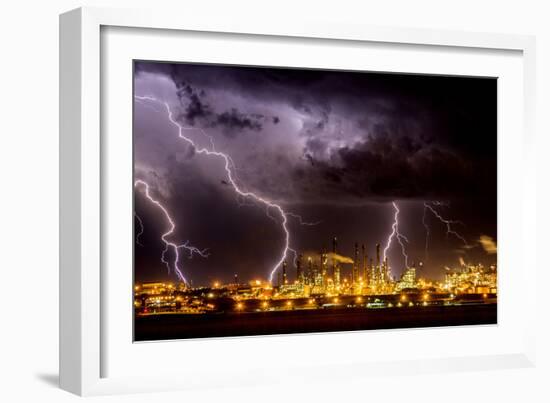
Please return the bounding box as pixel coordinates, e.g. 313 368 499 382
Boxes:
59 6 537 396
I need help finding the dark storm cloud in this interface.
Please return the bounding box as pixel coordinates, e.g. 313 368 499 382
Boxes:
173 81 271 135
137 61 496 203
134 61 278 135
175 83 211 124
135 63 282 135
294 121 493 202
215 108 263 133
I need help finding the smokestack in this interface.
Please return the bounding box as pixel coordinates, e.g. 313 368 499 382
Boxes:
362 244 367 283
332 237 337 285
376 243 381 269
320 249 327 286
296 254 303 283
370 256 375 289
307 256 313 285
234 273 238 285
354 242 359 284
282 260 288 285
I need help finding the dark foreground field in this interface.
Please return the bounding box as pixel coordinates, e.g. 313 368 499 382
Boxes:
134 303 497 341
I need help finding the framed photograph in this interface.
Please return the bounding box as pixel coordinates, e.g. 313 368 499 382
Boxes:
60 7 537 396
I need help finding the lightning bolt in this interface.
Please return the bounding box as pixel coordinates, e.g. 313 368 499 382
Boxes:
286 212 322 226
382 202 409 273
423 201 467 245
134 212 144 247
134 179 208 284
135 95 309 284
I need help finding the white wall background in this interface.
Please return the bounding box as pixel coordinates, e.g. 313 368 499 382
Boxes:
0 0 548 401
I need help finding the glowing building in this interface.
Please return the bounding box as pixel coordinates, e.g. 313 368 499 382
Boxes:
396 266 417 292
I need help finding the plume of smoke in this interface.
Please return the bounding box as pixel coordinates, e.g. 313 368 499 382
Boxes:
479 235 497 254
326 252 354 264
459 256 466 266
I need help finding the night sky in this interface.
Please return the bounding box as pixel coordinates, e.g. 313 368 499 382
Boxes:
133 61 497 285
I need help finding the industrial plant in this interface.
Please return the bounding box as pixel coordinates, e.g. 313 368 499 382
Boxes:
134 236 497 316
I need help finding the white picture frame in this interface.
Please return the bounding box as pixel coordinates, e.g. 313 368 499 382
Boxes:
59 6 537 396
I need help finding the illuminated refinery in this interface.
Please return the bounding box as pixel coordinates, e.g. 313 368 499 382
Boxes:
134 236 497 315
